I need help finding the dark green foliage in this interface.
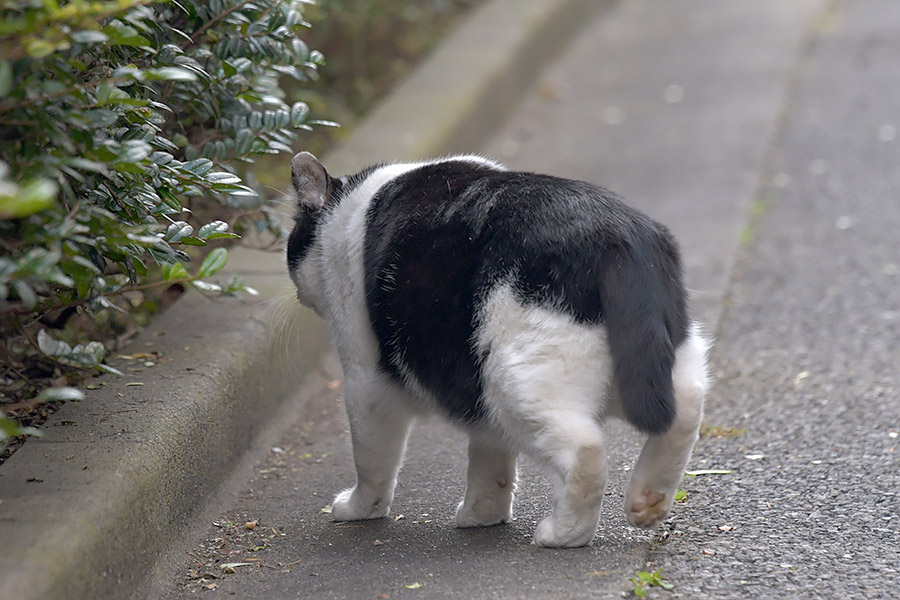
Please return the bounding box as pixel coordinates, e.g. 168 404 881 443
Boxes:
0 0 324 438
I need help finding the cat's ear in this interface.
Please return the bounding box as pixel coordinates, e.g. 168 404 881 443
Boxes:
291 152 329 210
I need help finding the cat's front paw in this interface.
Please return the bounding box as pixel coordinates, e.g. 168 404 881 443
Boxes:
625 486 671 529
331 487 391 521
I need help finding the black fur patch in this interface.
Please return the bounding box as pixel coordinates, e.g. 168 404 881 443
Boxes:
362 161 688 432
286 204 320 271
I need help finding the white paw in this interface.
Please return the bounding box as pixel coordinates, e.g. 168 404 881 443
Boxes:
625 486 672 529
331 487 391 521
455 498 512 528
532 515 596 548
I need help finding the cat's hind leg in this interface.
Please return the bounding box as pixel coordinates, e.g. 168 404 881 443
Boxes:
622 325 709 529
528 419 608 548
332 372 414 521
456 431 517 528
477 286 612 547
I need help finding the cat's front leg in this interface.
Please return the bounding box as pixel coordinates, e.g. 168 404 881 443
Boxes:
332 374 413 521
456 431 517 528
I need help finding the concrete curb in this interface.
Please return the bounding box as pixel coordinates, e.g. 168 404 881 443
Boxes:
0 1 607 598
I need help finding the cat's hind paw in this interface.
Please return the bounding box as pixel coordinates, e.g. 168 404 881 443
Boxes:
331 487 391 521
625 486 671 529
455 499 511 528
532 514 596 548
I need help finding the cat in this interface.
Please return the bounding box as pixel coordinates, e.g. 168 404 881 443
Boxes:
286 151 709 548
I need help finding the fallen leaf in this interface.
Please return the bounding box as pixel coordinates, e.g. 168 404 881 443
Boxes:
686 469 733 476
244 520 258 530
118 352 159 360
319 504 332 514
702 549 716 556
405 582 423 590
373 539 384 546
744 454 765 460
717 525 734 532
793 371 810 386
394 514 405 521
220 562 252 573
203 583 218 590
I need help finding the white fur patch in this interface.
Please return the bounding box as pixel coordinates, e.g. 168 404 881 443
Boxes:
475 284 612 454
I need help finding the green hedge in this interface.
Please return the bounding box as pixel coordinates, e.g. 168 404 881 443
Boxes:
0 0 325 439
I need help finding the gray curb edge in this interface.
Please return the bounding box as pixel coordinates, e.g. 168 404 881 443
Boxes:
0 1 607 598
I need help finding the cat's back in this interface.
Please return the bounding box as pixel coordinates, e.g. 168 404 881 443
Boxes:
355 157 685 423
362 158 678 321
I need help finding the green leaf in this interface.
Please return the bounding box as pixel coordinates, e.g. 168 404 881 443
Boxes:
34 387 85 403
66 158 108 174
290 102 309 126
206 172 242 185
206 231 240 241
116 140 152 164
102 23 152 48
145 67 198 82
0 415 42 441
197 220 229 239
71 30 109 44
0 60 12 98
0 179 57 218
182 158 213 176
72 255 102 274
37 330 108 370
197 247 228 278
96 83 131 106
191 280 222 292
179 236 207 246
84 109 119 127
165 221 193 242
13 280 37 308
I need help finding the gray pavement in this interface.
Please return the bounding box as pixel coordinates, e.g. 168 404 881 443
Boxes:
142 0 900 598
645 0 900 597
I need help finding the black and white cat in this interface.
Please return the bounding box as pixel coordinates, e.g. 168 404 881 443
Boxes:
286 152 709 548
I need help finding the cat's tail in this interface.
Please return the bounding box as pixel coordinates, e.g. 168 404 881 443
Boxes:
600 229 688 435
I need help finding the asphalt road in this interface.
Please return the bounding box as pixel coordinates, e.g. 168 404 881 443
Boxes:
641 1 900 597
146 1 899 598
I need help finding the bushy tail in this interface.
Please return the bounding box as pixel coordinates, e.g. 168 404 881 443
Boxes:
601 236 688 435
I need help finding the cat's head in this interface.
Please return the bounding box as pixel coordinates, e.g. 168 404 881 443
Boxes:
286 152 335 310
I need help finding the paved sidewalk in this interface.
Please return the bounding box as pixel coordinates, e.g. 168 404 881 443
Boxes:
646 1 900 596
145 1 900 599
